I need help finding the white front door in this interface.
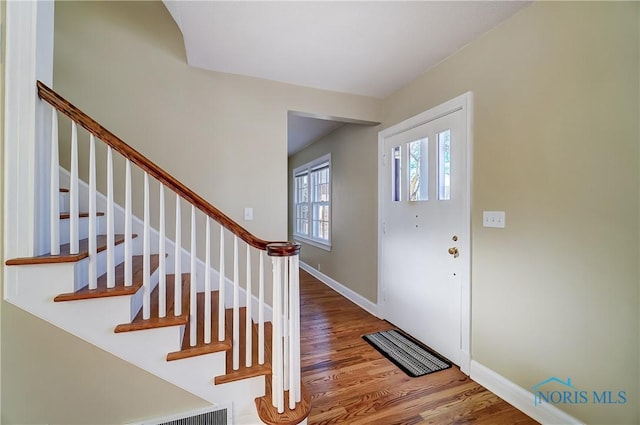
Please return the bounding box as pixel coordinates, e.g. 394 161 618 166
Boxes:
379 95 471 366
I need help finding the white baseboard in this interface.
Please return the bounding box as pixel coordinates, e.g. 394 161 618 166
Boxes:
470 360 583 425
299 262 379 317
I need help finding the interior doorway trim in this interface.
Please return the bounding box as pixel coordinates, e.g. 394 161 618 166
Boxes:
377 92 473 374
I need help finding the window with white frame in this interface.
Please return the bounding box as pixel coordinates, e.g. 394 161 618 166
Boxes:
293 154 331 250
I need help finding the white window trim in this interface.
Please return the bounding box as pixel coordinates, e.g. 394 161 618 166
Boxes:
294 234 331 251
293 153 332 251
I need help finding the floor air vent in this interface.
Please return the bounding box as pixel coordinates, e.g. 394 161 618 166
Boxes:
133 405 231 425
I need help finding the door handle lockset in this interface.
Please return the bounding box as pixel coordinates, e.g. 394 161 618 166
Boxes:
448 247 459 258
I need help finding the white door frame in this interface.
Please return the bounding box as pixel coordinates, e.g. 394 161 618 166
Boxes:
377 92 473 374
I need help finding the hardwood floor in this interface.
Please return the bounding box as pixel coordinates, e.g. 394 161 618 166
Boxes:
299 270 538 425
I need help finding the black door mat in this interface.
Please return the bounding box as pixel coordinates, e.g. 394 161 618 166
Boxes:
362 329 452 377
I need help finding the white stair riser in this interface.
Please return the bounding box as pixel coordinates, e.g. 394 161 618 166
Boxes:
5 263 76 301
59 215 105 245
60 292 139 326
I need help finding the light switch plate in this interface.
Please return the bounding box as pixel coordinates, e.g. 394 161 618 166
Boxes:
244 207 253 221
483 211 505 228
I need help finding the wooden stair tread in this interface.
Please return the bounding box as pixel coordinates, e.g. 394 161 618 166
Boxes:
114 273 190 333
5 234 133 265
167 291 232 361
216 363 271 384
214 308 271 385
54 254 159 302
60 212 105 219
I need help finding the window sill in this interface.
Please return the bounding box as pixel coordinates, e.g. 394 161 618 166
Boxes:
294 235 331 252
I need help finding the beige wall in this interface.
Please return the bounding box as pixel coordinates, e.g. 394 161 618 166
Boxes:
291 2 639 423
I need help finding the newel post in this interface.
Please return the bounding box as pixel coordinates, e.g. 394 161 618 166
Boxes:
266 242 301 413
4 1 54 259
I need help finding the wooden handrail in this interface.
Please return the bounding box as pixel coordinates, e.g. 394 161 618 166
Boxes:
37 80 297 254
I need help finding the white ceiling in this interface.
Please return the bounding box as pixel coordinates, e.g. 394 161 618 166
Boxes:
163 1 530 154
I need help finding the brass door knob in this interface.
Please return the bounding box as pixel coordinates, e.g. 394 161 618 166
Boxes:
448 247 459 258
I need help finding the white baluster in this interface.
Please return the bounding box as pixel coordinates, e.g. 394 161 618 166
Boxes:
106 146 115 288
174 194 182 316
189 205 197 347
204 217 212 344
49 108 60 255
233 236 239 370
292 254 301 403
124 160 132 286
87 135 97 290
245 245 252 367
283 257 290 392
218 226 226 341
258 250 265 365
158 185 166 318
143 172 151 320
271 256 284 413
289 255 300 408
69 122 79 254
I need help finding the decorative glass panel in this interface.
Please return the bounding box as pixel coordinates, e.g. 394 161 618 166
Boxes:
438 130 451 200
408 138 428 202
392 146 401 202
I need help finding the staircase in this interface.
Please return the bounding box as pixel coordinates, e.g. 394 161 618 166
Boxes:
4 82 310 424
